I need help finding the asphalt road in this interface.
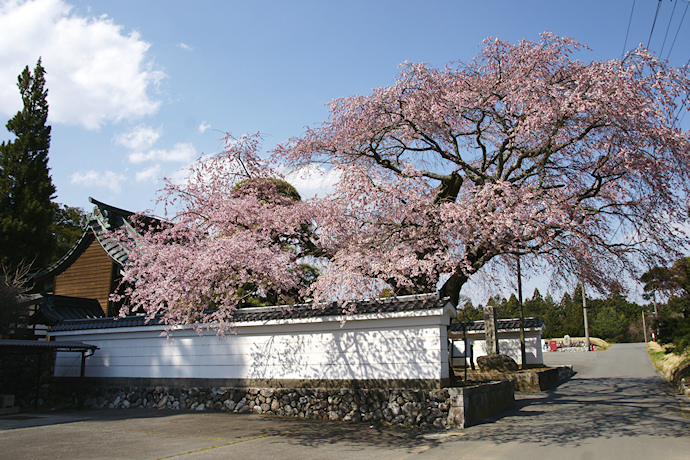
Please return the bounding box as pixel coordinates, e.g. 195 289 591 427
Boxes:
0 343 688 459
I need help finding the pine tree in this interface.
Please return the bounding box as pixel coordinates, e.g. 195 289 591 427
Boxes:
0 59 56 270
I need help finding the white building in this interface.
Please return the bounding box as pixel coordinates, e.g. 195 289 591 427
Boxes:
448 317 546 367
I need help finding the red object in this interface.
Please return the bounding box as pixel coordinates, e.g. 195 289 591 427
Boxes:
550 340 558 351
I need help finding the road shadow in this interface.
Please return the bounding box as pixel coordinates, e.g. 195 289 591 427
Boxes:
3 366 687 452
458 374 690 447
0 408 197 431
0 408 441 453
267 417 441 454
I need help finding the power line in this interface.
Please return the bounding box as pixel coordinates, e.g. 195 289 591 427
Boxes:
622 0 637 58
666 0 690 60
659 0 678 56
647 0 663 49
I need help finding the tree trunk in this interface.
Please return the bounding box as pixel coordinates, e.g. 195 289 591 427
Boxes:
439 270 468 306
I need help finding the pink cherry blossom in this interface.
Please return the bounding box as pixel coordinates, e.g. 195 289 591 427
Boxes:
116 33 690 330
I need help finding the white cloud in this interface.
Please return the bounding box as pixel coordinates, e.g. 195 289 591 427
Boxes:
115 125 198 168
168 163 194 186
178 42 193 51
284 164 343 199
71 169 127 193
0 0 165 129
114 125 161 151
135 164 161 183
128 142 197 164
198 121 210 133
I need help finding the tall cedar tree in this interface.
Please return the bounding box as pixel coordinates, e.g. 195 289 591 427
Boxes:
0 59 56 270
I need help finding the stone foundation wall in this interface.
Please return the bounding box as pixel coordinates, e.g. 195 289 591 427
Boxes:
462 366 574 392
464 367 558 392
40 380 515 429
448 380 515 427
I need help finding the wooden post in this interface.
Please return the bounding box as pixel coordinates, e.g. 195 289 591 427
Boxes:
517 256 526 368
35 351 42 410
582 281 591 351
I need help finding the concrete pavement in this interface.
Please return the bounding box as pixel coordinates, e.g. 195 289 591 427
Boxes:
0 409 437 459
1 343 688 459
434 343 690 459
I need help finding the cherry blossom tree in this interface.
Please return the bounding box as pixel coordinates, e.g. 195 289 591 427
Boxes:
114 134 320 328
118 33 690 329
278 32 690 305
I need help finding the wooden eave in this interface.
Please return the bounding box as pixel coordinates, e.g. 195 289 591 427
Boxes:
32 197 142 284
32 230 98 284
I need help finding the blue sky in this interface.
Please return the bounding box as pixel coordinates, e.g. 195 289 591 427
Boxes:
1 0 689 301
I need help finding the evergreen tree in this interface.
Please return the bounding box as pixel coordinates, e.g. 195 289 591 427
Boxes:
49 203 88 265
496 293 521 319
642 258 690 352
454 296 484 322
540 293 564 338
589 293 645 343
591 305 628 343
0 59 55 270
523 288 547 317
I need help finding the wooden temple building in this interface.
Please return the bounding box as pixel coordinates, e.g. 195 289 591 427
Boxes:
29 198 152 326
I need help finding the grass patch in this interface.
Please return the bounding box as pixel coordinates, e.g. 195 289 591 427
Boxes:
647 342 690 385
588 337 611 351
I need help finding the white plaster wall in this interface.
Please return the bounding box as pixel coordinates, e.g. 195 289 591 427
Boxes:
451 330 543 366
51 307 454 382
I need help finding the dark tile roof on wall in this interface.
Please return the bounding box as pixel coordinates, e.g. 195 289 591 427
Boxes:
49 293 451 332
28 294 105 326
449 316 545 334
0 339 98 352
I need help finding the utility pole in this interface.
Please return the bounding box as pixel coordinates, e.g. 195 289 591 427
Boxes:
653 296 658 342
517 255 527 367
642 309 648 343
582 281 591 351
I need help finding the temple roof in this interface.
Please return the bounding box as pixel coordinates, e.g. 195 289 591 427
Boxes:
0 339 98 352
87 197 137 266
449 316 546 334
33 197 158 281
27 294 105 326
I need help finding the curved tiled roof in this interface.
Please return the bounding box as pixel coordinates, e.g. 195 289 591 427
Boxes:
27 294 105 326
449 316 545 333
33 197 160 281
87 197 140 266
0 339 98 352
49 293 451 332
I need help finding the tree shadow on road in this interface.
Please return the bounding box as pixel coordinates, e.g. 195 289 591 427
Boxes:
5 373 687 452
457 375 690 447
269 373 690 451
260 417 446 456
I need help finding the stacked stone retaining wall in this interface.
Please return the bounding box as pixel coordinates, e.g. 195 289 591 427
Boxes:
41 380 514 429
